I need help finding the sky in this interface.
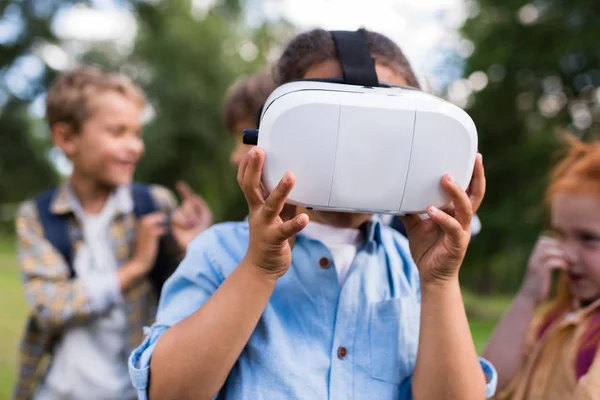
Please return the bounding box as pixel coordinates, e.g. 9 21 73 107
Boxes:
258 0 472 90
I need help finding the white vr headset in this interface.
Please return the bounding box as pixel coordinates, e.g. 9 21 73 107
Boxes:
243 29 478 215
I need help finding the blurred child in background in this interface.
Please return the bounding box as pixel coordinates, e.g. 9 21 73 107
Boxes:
484 135 600 399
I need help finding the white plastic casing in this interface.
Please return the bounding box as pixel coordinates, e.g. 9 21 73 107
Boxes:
257 81 478 214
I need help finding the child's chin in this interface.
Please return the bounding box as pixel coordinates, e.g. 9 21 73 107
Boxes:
102 173 133 188
572 284 600 305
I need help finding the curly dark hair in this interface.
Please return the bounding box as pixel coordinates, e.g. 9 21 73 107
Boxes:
274 28 420 88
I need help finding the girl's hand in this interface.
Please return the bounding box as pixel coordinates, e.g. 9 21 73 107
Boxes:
519 235 567 304
238 147 309 279
402 154 485 285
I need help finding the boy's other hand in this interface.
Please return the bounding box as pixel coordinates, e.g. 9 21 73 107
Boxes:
520 235 566 304
133 212 168 274
238 147 308 279
402 153 486 285
171 181 213 250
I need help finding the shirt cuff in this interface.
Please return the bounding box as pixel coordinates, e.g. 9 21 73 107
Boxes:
480 357 498 398
80 272 123 313
128 325 169 399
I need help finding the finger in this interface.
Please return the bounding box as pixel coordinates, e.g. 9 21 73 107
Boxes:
145 219 168 237
171 210 194 229
543 257 567 271
237 150 251 186
263 171 295 220
467 153 486 212
540 247 565 259
179 200 196 219
441 174 472 231
152 225 168 236
426 205 464 243
274 213 309 241
176 181 195 200
241 148 265 208
539 230 559 240
536 239 563 255
538 235 559 245
141 212 167 226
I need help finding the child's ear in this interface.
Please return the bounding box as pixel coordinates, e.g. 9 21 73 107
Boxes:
51 122 78 156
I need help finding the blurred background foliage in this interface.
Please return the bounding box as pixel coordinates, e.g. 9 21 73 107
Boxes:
458 0 600 292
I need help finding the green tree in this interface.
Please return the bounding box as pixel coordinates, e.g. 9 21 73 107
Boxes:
457 0 600 292
0 1 87 228
130 0 294 222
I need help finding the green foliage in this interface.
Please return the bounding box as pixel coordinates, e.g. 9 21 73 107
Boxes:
458 0 600 292
129 0 294 222
0 1 72 225
0 235 26 399
0 99 57 204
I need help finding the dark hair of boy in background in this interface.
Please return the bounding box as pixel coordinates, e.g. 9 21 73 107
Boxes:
222 68 278 167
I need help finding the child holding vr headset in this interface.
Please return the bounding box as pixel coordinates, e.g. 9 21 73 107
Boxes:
129 28 497 400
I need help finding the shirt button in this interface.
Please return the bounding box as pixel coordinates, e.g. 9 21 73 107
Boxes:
319 257 331 269
337 346 347 359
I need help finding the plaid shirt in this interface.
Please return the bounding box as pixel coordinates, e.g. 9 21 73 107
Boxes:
12 182 182 400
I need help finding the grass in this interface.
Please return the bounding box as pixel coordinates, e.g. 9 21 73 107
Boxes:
0 236 26 399
463 290 512 352
0 235 510 396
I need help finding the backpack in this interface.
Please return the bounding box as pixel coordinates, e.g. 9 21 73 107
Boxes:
33 183 176 296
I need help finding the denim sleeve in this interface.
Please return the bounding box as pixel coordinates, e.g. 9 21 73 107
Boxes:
128 229 224 400
398 357 498 399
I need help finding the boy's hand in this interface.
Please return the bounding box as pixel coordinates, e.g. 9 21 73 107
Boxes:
519 235 566 304
402 154 485 285
239 147 308 279
133 212 168 274
171 181 213 250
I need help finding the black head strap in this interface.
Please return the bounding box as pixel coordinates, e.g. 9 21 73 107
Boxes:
330 29 379 87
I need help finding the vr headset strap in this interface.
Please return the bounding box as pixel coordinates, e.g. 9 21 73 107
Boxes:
330 29 379 87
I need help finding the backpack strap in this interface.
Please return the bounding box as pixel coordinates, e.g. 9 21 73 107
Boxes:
131 183 158 219
34 188 76 278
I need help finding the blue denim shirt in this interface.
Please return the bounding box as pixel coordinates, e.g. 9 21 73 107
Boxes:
129 220 497 399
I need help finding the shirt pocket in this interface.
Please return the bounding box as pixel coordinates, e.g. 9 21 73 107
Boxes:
369 296 420 384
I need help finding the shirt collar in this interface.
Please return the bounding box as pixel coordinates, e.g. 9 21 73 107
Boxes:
50 181 134 217
359 217 383 244
295 215 383 246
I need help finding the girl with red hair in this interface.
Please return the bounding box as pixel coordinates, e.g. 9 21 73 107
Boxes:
484 134 600 399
